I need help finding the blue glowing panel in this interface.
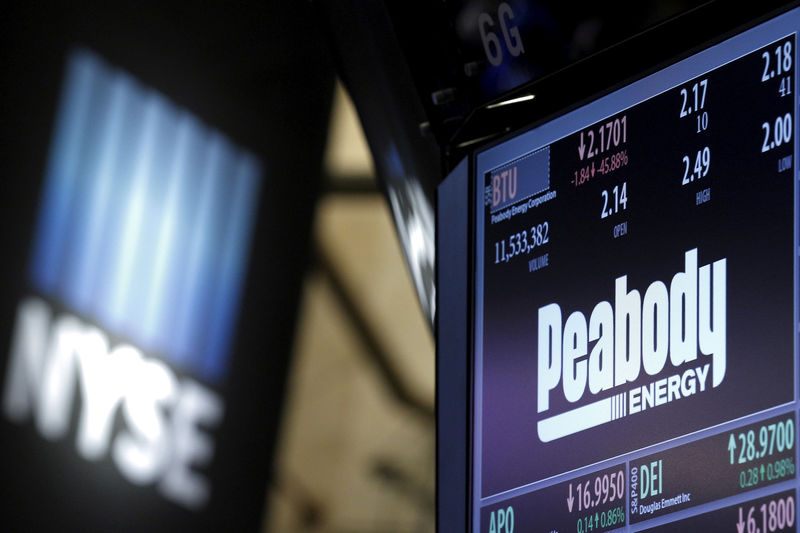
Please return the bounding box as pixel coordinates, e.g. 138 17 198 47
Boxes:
29 50 262 383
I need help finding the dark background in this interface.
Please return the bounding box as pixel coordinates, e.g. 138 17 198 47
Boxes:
2 1 798 532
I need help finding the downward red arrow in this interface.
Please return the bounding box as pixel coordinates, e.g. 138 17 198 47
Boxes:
736 507 745 533
567 483 575 512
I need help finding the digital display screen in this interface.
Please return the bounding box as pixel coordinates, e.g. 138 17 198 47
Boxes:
472 7 800 532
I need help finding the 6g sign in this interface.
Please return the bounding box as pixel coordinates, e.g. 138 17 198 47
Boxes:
478 2 525 66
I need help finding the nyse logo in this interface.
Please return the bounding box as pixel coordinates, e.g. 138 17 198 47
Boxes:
3 50 261 509
4 298 221 509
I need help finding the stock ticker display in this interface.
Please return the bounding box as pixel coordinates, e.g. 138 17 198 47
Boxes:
472 8 800 533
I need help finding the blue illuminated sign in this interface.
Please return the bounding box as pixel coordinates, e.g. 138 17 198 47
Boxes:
29 50 261 383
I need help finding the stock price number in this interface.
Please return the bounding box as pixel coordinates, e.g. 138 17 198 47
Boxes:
761 113 793 152
679 78 708 117
600 182 627 219
761 39 793 97
737 496 795 533
568 471 625 513
493 222 550 264
678 78 709 134
577 115 627 160
729 418 795 465
681 147 711 184
761 40 792 80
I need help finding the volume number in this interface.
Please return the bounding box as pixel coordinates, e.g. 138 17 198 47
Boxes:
493 222 549 264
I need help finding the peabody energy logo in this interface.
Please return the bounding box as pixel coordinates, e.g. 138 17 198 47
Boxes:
2 51 261 509
537 248 726 442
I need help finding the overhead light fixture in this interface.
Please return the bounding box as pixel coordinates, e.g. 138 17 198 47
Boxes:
486 94 535 110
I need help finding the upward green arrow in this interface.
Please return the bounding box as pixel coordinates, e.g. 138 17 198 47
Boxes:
728 434 736 464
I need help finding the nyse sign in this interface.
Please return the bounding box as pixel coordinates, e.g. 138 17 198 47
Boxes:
1 49 263 511
4 298 222 509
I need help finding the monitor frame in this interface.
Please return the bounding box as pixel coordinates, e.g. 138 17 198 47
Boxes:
437 2 800 531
